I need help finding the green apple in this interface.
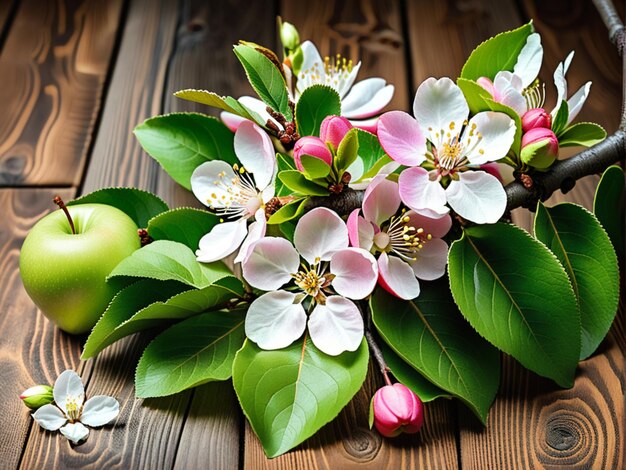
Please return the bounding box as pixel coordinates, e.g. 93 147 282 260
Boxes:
20 203 141 334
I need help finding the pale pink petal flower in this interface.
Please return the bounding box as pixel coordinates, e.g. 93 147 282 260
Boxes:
294 207 349 264
330 248 378 300
308 296 364 356
377 253 421 300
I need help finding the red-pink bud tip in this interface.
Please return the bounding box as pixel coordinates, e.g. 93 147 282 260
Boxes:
373 383 424 437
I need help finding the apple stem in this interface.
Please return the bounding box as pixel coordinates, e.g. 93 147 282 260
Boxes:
53 196 76 235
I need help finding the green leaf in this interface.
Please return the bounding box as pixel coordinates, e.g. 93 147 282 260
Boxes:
267 197 307 224
457 78 492 114
335 128 359 171
360 155 394 181
448 223 580 387
355 129 386 175
275 153 297 197
233 336 368 458
380 342 452 402
594 165 625 258
108 240 232 289
68 188 168 228
173 89 265 126
295 85 341 136
134 113 237 190
278 170 329 196
552 100 569 137
82 279 190 358
299 154 331 179
233 45 291 120
559 122 607 147
371 282 499 423
147 208 218 250
135 309 247 398
82 277 244 358
461 23 534 81
534 202 620 359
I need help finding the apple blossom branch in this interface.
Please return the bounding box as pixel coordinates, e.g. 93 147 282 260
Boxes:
305 0 626 217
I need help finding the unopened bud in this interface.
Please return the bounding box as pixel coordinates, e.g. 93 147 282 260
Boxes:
293 136 333 172
320 115 353 149
521 108 552 133
521 127 559 169
280 22 300 51
20 385 54 410
372 383 424 437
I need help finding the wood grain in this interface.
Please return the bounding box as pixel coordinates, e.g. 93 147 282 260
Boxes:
282 0 408 111
19 0 192 468
0 0 124 186
0 188 76 469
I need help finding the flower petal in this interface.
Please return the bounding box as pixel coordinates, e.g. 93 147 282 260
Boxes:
242 237 299 291
234 120 276 190
406 211 452 239
80 396 120 427
552 51 575 115
413 77 469 144
363 175 402 227
410 238 449 281
377 253 421 300
220 111 246 132
336 62 362 99
349 117 379 134
32 404 66 431
245 291 307 350
330 248 378 299
398 167 449 218
308 296 364 356
513 33 543 89
347 210 374 251
196 219 248 263
234 209 267 264
567 81 591 125
297 41 325 93
493 71 527 116
462 111 516 165
378 111 426 166
54 370 84 415
190 161 238 209
341 78 394 119
294 207 349 264
446 171 506 224
60 422 89 444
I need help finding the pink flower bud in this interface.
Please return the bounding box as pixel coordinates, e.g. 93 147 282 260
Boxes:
521 127 559 169
320 115 353 149
293 136 333 172
372 383 424 437
521 108 552 133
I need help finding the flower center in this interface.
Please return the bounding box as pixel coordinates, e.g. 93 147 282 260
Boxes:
429 121 484 176
373 231 391 250
523 79 545 109
65 395 83 422
299 54 354 96
383 212 432 261
291 259 335 304
206 164 262 220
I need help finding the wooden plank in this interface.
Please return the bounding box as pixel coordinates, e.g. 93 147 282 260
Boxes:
0 187 76 469
0 0 16 41
239 1 458 467
455 1 625 468
157 1 277 468
18 0 190 468
0 0 124 186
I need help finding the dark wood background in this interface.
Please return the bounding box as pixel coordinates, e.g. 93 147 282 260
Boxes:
0 0 623 468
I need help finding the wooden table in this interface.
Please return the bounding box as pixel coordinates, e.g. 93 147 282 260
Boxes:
1 0 623 468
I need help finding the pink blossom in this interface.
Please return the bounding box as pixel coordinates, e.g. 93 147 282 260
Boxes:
521 108 551 133
347 176 450 300
320 115 353 148
520 127 559 169
373 383 424 437
293 136 332 171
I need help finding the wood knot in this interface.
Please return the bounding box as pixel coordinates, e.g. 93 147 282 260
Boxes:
342 427 380 461
545 416 581 451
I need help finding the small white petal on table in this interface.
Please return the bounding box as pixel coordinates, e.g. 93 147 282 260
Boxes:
32 404 66 431
60 422 90 444
53 370 84 416
81 396 120 427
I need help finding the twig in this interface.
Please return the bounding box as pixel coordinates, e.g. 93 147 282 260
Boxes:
365 330 392 386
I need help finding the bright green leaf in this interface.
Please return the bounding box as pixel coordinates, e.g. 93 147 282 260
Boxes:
173 89 265 125
299 154 331 179
335 128 359 171
81 279 189 359
134 113 237 190
135 308 247 397
380 342 452 402
295 85 341 136
448 223 580 387
552 100 569 137
278 170 329 196
461 23 534 81
594 165 625 258
108 240 232 289
68 188 168 228
355 129 387 176
233 336 368 458
233 45 291 120
559 122 607 147
275 153 297 197
457 78 492 114
535 202 620 359
147 208 218 250
82 277 244 358
371 282 499 423
267 197 307 224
